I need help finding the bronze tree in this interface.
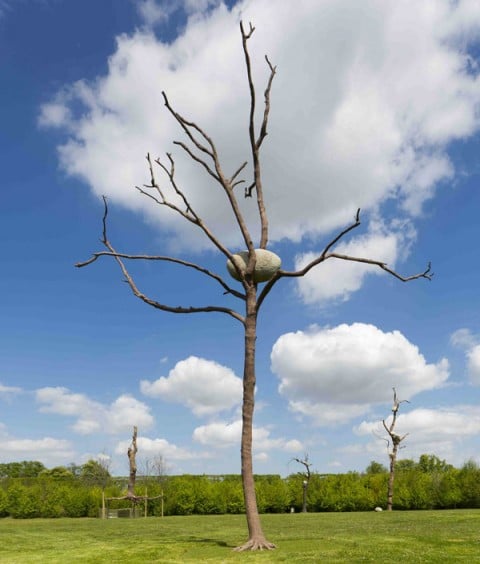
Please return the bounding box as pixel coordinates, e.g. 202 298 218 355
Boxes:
77 23 431 551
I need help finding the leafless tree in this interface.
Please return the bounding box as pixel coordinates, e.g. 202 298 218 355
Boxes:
107 426 162 516
293 454 312 513
76 22 431 550
382 388 409 511
127 426 138 499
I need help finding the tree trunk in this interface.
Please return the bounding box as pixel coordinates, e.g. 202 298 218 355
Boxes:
234 290 275 551
387 442 399 511
127 426 138 498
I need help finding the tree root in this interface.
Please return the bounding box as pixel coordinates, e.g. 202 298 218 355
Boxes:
233 537 277 551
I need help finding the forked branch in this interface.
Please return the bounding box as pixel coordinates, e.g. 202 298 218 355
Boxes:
257 209 432 310
161 93 255 255
293 454 312 481
76 251 245 300
383 387 409 511
76 197 245 324
240 21 276 249
383 387 410 437
141 152 235 258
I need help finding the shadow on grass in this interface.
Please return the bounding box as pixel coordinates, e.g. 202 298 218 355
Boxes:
187 537 231 548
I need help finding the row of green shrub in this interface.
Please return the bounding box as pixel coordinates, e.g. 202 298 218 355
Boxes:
1 456 479 518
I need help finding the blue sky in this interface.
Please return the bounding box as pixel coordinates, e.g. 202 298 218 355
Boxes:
1 0 480 477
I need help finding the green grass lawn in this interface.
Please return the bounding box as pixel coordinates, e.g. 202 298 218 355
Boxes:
0 510 478 563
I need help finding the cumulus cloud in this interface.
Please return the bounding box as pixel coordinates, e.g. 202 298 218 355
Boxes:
450 327 480 385
0 423 74 463
115 435 195 461
271 323 449 426
36 387 154 434
0 383 22 398
140 356 242 416
450 328 478 349
354 405 480 462
192 419 303 452
39 0 480 258
193 419 241 447
136 0 174 26
466 346 480 385
136 0 221 27
295 220 414 304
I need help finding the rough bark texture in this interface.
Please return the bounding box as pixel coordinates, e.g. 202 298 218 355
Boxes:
106 426 163 515
127 426 138 498
234 288 275 551
383 388 409 511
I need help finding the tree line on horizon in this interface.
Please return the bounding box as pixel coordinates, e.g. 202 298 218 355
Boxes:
0 454 479 519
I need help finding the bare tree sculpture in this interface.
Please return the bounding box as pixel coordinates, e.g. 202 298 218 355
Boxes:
382 388 409 511
107 426 162 517
293 454 312 513
76 23 431 550
127 426 138 500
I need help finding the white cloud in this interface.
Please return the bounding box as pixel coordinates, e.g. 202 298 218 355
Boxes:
39 0 480 255
295 220 413 304
192 419 303 452
36 387 154 434
193 419 241 447
140 356 242 416
115 435 195 461
135 0 221 27
354 405 480 463
136 0 177 26
271 323 449 426
0 423 74 464
467 346 480 385
38 104 71 129
0 383 22 397
450 327 477 349
450 327 480 385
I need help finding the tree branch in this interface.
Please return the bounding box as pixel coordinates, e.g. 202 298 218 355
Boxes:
141 154 246 266
162 92 255 257
116 250 244 323
230 161 248 185
76 251 245 300
293 454 312 481
173 141 221 183
256 55 277 151
257 209 432 311
162 91 216 159
240 20 275 249
383 388 409 437
76 198 245 324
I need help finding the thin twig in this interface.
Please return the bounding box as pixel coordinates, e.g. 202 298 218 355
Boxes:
257 209 432 311
76 251 245 300
76 199 245 323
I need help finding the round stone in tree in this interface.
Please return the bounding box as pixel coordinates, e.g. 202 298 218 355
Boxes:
226 249 281 283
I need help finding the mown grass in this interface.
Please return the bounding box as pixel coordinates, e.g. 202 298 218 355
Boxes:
0 510 478 563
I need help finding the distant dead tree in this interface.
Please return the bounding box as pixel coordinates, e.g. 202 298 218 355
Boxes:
382 388 409 511
127 426 138 499
76 22 431 550
107 426 162 516
293 454 312 513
